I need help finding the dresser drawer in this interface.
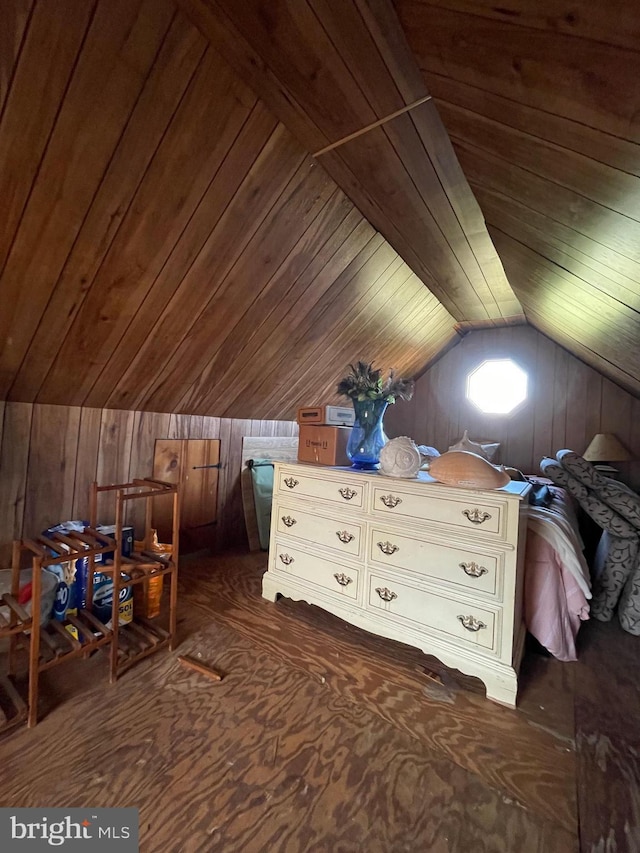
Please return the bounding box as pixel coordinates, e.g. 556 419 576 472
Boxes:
275 503 363 559
277 469 366 509
366 572 497 652
370 484 507 539
368 526 501 597
271 541 360 600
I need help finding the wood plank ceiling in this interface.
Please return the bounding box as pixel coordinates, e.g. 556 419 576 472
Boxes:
1 0 637 419
0 0 465 420
177 0 522 327
394 0 640 397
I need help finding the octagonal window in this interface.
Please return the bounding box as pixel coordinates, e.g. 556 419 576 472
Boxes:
466 359 528 415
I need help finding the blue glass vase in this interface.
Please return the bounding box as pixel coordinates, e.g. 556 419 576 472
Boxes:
347 399 389 470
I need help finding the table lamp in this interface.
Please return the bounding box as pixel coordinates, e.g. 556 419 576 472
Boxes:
583 433 631 476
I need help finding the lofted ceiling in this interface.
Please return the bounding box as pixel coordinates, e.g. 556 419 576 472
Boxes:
0 0 638 420
395 0 640 396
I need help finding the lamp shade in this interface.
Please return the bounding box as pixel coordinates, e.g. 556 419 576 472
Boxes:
583 433 631 463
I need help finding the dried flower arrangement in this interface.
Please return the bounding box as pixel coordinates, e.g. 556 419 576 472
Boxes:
336 361 415 404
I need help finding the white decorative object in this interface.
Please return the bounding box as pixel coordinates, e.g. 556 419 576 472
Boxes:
417 444 440 460
263 461 532 707
379 436 422 479
448 429 500 462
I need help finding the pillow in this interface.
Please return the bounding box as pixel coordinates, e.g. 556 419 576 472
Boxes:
540 458 588 501
557 449 640 529
448 429 500 462
556 450 604 490
541 457 636 538
597 481 640 529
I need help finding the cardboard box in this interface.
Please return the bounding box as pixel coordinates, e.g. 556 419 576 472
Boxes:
298 425 351 466
297 404 355 426
132 571 163 619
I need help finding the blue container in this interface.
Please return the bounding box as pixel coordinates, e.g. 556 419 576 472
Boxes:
52 581 72 621
92 571 133 627
42 521 92 612
96 524 134 560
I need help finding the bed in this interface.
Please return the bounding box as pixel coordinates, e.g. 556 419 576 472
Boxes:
524 483 591 661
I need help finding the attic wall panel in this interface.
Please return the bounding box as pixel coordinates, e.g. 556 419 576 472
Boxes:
268 254 408 416
176 0 523 323
321 106 521 320
242 242 402 419
463 145 640 268
71 407 102 520
187 210 377 417
405 0 640 62
306 282 457 418
37 46 258 408
95 103 284 412
10 12 208 403
22 404 81 540
127 410 172 535
0 0 93 277
1 0 458 419
0 0 177 398
438 101 640 221
397 1 640 141
396 0 640 401
0 401 32 563
140 154 337 414
385 326 640 491
0 0 32 115
199 231 378 416
472 186 640 313
0 402 296 563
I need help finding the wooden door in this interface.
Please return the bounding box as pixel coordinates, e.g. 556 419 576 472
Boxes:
152 439 220 553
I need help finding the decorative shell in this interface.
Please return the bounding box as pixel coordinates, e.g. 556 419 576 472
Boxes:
425 450 510 490
379 436 422 479
448 429 500 462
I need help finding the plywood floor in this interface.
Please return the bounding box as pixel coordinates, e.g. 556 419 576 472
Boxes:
0 551 638 852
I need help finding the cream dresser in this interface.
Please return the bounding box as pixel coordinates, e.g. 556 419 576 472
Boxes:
262 462 531 706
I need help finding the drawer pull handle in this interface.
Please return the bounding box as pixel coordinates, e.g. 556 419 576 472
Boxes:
462 508 491 525
459 561 488 578
279 553 294 565
284 477 299 489
380 494 402 509
457 614 487 632
281 516 297 528
339 486 357 501
336 530 355 544
375 586 397 603
377 541 399 556
333 572 353 587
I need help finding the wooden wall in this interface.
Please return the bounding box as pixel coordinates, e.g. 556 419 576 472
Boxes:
385 325 640 491
0 0 455 420
0 401 297 564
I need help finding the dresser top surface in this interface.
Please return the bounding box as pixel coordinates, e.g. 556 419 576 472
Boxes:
276 461 531 500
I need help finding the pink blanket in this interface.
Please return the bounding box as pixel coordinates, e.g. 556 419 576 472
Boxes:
524 487 591 661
